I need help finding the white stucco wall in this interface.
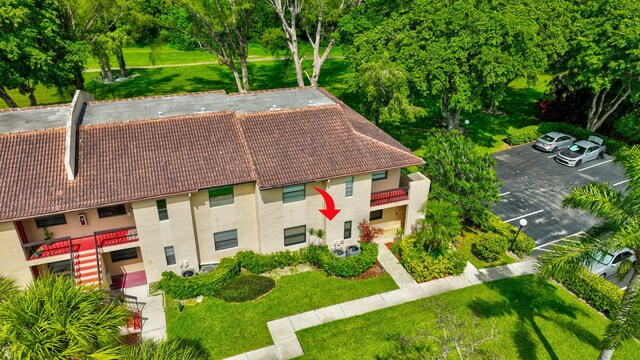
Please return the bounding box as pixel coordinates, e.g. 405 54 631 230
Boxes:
370 168 402 193
0 222 33 287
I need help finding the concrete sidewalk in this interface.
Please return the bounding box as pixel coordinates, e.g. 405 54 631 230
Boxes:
124 285 167 341
376 242 417 288
226 260 536 360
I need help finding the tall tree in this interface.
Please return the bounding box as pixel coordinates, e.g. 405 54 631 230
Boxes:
560 0 640 131
268 0 359 87
418 200 462 252
0 0 86 107
538 145 640 360
0 276 129 359
169 0 256 92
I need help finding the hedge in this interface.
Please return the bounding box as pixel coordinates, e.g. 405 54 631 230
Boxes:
555 268 623 318
158 244 378 299
398 235 467 282
470 209 535 258
214 274 275 302
505 122 627 155
157 257 240 299
474 232 508 262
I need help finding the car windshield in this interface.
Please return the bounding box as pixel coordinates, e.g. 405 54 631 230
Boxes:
541 135 555 142
594 252 614 265
567 144 587 154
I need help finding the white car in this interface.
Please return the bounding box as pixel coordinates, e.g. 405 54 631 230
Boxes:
534 132 576 153
555 136 606 167
589 248 635 278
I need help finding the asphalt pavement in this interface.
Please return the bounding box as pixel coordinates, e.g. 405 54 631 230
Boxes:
491 143 628 256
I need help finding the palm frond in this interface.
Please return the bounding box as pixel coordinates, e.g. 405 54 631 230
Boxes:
562 183 629 227
615 145 640 191
601 271 640 349
537 234 605 280
617 258 633 282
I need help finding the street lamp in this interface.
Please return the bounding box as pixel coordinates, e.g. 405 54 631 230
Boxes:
512 218 528 248
463 119 470 135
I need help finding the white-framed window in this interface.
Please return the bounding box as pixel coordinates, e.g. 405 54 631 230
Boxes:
284 225 306 246
156 199 169 221
35 214 67 228
344 221 352 239
283 184 305 203
345 176 354 197
214 229 238 251
164 246 176 266
209 186 234 207
372 170 388 181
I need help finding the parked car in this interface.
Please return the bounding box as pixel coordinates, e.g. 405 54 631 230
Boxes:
555 135 606 167
534 132 576 153
589 248 635 278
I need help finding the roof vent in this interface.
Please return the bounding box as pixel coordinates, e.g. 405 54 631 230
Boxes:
308 100 315 106
270 104 279 111
158 111 165 117
198 107 207 113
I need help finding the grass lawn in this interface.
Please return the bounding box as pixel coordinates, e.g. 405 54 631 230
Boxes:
165 270 397 359
84 43 343 69
458 226 516 269
1 58 349 108
297 275 640 359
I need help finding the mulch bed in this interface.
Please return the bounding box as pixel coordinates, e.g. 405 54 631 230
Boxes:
348 260 387 280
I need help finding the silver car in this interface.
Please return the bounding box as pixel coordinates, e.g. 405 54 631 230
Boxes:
555 136 606 167
534 132 575 152
589 248 635 278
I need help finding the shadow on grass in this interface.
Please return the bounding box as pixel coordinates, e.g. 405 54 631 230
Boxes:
467 277 599 360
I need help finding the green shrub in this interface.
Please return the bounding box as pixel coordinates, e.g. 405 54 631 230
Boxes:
398 236 466 282
157 257 240 299
214 274 275 302
316 243 378 277
236 250 304 274
510 231 535 258
474 232 508 262
555 269 623 318
506 125 540 145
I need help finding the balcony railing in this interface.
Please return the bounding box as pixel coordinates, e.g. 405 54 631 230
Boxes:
370 186 409 207
23 227 139 261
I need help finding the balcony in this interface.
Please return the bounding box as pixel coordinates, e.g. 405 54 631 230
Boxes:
370 187 409 207
23 226 139 261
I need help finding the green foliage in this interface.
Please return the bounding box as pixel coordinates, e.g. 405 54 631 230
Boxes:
506 125 542 145
555 269 623 318
417 199 462 252
315 243 378 277
416 130 501 220
215 274 275 302
474 232 508 262
471 209 535 258
357 219 383 243
0 276 17 303
510 231 536 258
398 235 467 282
236 249 305 274
614 113 640 142
0 276 129 359
157 257 241 299
120 339 208 360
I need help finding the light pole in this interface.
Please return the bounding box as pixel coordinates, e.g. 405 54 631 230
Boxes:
463 119 470 135
512 218 528 248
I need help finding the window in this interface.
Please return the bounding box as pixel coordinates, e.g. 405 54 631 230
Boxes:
214 229 238 251
48 259 72 274
284 225 306 246
98 204 127 218
283 184 305 203
110 248 138 262
164 246 176 266
345 176 354 197
344 221 352 239
35 214 67 228
613 251 633 265
372 170 388 181
156 199 169 221
370 210 383 221
209 186 234 207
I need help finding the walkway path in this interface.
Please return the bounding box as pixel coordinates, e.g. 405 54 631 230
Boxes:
124 285 167 341
226 259 536 360
375 242 417 288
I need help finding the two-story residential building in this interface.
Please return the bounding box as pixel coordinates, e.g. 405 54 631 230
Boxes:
0 87 430 289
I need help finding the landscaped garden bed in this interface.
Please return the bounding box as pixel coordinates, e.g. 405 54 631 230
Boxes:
296 275 640 359
165 270 397 359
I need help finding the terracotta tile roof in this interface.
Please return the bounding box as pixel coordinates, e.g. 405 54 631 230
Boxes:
239 105 423 189
0 113 255 221
0 92 423 221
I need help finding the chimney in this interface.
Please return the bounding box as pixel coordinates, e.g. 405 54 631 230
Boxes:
65 90 94 180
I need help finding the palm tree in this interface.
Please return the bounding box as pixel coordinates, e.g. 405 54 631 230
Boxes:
419 199 463 252
0 275 130 359
120 339 208 360
538 145 640 360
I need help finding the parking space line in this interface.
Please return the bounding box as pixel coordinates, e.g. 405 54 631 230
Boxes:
534 231 587 250
500 191 511 196
535 248 553 252
613 179 630 186
547 154 557 159
578 159 613 172
503 210 544 223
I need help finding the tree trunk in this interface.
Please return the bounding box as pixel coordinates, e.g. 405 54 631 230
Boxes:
586 85 631 131
227 60 246 93
28 91 37 107
441 94 461 130
73 71 85 90
240 57 249 92
270 0 305 87
289 35 304 87
0 86 18 108
598 349 614 360
115 46 127 78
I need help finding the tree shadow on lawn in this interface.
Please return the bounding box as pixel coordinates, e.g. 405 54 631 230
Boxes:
467 277 601 360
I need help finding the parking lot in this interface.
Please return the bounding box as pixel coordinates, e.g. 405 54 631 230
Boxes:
491 143 628 257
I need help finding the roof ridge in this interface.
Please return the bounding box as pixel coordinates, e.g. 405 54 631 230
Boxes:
80 110 237 129
232 115 259 184
241 104 340 117
227 86 314 96
352 130 423 163
0 126 65 137
86 90 228 104
0 103 69 113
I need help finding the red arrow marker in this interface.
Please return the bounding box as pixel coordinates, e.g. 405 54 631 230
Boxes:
313 187 341 221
